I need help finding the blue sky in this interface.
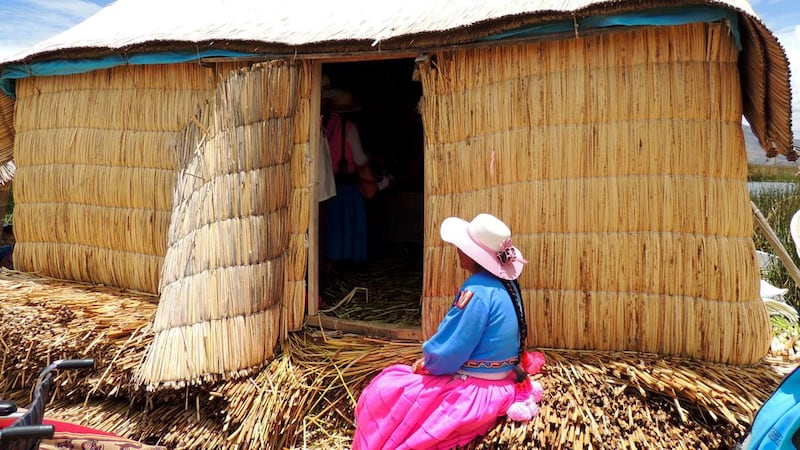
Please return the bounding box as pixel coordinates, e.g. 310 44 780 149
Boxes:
0 0 107 58
750 0 800 139
0 0 798 136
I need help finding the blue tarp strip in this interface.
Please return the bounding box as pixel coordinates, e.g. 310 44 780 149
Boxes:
0 49 256 97
0 5 740 97
481 6 740 48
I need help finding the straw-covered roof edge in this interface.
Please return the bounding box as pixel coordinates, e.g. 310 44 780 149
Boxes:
0 0 793 162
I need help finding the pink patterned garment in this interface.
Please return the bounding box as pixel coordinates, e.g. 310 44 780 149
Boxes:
352 364 516 450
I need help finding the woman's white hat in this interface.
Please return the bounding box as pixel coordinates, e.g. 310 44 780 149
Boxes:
322 88 363 112
321 75 363 113
440 213 527 280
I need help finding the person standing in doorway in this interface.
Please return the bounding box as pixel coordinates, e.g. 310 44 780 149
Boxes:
320 82 387 280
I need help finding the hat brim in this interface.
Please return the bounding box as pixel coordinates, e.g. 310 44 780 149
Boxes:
440 217 524 280
330 103 363 113
322 88 363 112
321 88 336 99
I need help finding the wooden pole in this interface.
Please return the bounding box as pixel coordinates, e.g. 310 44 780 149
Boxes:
751 201 800 287
307 62 322 317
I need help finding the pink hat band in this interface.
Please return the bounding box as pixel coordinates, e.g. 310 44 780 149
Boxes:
466 231 528 266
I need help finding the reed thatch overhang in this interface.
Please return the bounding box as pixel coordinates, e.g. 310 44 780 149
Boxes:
0 95 14 187
0 0 794 170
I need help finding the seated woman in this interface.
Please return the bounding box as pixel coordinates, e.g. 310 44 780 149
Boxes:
352 213 545 450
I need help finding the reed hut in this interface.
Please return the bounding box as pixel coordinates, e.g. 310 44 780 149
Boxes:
0 0 795 446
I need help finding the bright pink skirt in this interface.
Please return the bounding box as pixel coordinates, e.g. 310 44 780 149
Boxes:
352 364 515 450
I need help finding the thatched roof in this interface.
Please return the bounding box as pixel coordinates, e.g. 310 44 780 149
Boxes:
0 0 793 172
0 0 762 60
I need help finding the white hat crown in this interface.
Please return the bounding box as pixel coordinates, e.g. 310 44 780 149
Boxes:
440 213 526 280
467 213 511 251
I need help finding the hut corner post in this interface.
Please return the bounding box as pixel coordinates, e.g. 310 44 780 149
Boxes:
306 62 322 317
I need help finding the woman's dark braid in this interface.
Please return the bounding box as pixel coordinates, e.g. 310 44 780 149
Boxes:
502 278 528 382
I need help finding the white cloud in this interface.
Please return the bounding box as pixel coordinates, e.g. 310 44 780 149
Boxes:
0 0 103 60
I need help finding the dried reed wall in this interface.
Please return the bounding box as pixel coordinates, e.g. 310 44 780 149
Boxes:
0 94 14 179
12 64 215 293
286 64 312 336
0 94 13 210
137 60 309 388
738 15 794 158
418 22 769 364
215 60 312 338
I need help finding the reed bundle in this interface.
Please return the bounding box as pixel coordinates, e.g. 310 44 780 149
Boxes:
283 63 313 334
418 21 769 364
137 60 307 389
13 202 171 254
44 396 228 449
0 268 156 399
16 64 214 96
11 244 164 294
0 94 14 177
289 173 311 235
737 15 794 156
0 161 14 188
0 93 17 191
282 279 307 340
12 63 216 294
13 164 176 213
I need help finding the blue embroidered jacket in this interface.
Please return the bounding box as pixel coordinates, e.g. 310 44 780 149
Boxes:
421 270 520 376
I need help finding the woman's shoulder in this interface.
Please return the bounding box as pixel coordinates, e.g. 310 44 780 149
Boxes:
462 271 505 296
464 270 503 284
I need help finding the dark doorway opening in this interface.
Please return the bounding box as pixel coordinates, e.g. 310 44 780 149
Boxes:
317 58 424 331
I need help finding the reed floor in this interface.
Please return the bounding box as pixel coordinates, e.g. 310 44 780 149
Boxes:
320 254 423 327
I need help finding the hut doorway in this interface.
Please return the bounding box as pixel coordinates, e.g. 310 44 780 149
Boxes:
315 58 424 338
